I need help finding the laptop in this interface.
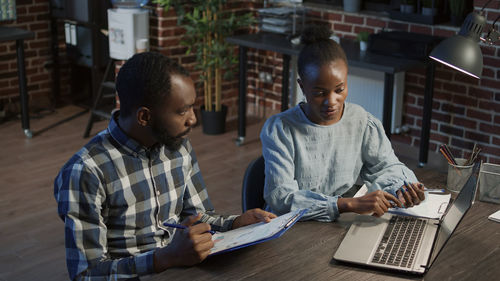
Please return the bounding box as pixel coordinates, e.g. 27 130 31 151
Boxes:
333 162 480 275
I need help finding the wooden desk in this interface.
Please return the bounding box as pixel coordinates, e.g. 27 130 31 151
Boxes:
226 33 436 166
0 26 35 138
151 201 499 281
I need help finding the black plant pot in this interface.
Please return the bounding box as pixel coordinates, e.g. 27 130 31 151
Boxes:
201 105 227 135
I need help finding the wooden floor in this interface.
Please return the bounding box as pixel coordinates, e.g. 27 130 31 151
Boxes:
0 105 448 281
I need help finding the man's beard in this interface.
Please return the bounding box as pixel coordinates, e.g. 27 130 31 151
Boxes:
151 119 191 151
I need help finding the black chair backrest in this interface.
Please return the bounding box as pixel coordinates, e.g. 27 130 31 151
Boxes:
241 156 265 212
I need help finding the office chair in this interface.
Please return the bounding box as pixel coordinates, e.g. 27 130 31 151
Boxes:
241 155 266 212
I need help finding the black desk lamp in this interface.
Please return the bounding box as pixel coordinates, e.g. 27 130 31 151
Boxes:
429 0 499 79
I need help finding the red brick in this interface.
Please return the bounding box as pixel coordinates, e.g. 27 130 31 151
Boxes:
493 137 500 146
468 87 493 99
17 0 33 5
405 104 423 116
479 123 500 134
481 78 500 89
440 124 464 137
433 28 456 37
392 134 413 145
160 19 180 28
410 25 432 35
403 115 415 125
488 157 500 165
453 116 477 129
430 133 450 144
29 73 49 83
0 71 17 79
333 23 352 33
482 145 500 157
450 138 475 150
366 18 386 28
405 73 420 84
467 109 493 122
443 82 467 94
353 27 374 34
478 100 500 111
452 94 478 107
29 22 49 31
29 4 49 13
480 45 496 56
344 15 364 25
387 21 409 31
433 90 453 100
434 69 453 80
323 12 342 22
453 72 479 85
406 85 424 96
307 10 322 19
484 56 500 68
487 10 500 21
465 131 491 144
15 15 35 23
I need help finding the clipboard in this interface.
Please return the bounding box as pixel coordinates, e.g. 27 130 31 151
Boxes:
209 208 308 256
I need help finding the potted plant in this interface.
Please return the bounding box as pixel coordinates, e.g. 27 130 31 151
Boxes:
356 31 370 52
400 0 415 13
154 0 254 135
449 0 466 26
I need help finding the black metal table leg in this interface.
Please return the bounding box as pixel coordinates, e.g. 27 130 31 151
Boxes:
281 54 290 112
382 73 395 140
16 39 32 138
419 60 436 167
236 46 248 146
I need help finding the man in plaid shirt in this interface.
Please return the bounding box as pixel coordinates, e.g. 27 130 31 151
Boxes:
54 52 276 280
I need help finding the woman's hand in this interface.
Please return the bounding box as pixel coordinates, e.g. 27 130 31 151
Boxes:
338 190 403 217
232 208 277 229
396 182 426 208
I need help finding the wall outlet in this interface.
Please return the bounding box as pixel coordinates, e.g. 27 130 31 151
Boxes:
259 72 273 83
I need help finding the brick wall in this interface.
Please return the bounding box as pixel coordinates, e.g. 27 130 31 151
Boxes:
244 0 500 164
2 0 497 163
0 0 64 113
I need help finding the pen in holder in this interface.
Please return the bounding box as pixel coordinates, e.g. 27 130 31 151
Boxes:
447 158 474 193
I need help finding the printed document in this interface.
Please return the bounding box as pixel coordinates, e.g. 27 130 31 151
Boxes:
210 209 305 255
354 185 450 219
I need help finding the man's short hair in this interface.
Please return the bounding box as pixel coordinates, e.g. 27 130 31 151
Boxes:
115 52 190 117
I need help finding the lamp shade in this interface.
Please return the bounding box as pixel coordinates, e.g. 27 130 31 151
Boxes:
429 12 486 79
429 35 483 79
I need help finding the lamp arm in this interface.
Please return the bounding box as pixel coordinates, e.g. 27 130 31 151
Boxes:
480 0 494 12
482 15 500 45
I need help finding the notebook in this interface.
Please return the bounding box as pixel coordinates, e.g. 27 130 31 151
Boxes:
333 162 480 275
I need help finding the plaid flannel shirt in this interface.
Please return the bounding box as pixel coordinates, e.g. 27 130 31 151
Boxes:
54 113 237 280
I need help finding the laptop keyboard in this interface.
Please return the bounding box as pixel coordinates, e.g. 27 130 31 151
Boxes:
371 216 426 268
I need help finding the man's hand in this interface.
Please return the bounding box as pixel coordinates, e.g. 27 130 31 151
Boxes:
396 182 426 208
153 214 214 272
338 190 403 217
232 208 277 229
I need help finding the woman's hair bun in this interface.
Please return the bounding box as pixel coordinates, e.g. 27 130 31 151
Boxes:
300 25 332 45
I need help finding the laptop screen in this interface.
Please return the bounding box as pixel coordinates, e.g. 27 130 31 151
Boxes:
428 162 480 266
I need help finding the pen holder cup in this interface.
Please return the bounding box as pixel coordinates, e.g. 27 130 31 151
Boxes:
478 163 500 204
447 158 474 193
